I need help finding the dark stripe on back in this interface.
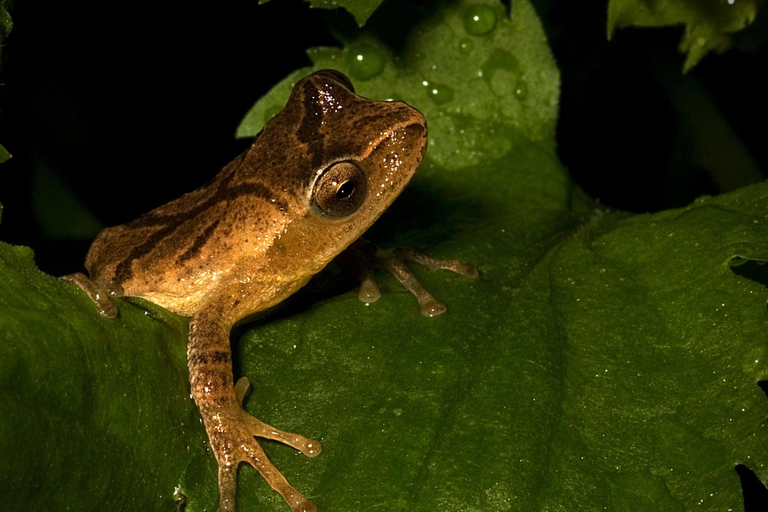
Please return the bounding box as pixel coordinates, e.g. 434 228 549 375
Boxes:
177 218 221 264
113 170 287 284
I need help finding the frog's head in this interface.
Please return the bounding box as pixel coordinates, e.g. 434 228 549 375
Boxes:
297 70 426 222
250 69 428 272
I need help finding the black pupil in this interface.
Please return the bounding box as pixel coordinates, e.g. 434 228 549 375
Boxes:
336 180 355 199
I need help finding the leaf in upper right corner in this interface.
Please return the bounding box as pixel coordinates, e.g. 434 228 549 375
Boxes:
0 144 10 163
0 1 11 64
607 0 761 72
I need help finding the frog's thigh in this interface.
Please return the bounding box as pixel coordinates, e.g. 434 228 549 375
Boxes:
188 300 320 512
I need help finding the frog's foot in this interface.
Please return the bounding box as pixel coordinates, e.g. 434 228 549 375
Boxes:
212 377 321 512
60 272 124 318
359 245 478 317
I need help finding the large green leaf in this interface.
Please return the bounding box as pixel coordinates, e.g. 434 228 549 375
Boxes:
2 1 767 511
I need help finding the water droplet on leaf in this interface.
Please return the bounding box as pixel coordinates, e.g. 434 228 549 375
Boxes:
346 43 386 81
480 49 520 85
463 5 497 35
514 79 528 99
424 82 454 104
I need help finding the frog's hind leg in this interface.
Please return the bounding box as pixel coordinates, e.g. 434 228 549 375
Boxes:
60 272 124 318
189 303 320 512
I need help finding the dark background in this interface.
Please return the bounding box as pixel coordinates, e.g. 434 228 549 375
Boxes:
0 0 336 274
0 0 767 506
1 0 766 275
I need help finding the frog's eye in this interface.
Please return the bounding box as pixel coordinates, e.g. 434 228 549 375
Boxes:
312 161 368 218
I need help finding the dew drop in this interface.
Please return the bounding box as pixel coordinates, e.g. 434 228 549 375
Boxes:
463 5 498 35
346 43 386 81
459 38 474 53
514 79 528 99
424 81 454 105
480 49 520 85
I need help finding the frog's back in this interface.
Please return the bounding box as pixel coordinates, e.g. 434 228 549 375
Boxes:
85 153 293 313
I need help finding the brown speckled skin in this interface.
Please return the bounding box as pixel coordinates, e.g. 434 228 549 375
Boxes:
83 71 427 511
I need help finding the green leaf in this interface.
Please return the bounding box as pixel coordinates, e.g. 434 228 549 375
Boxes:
0 242 200 510
305 0 381 26
0 143 10 163
2 1 768 512
260 0 382 26
607 0 762 72
0 0 11 66
1 0 12 158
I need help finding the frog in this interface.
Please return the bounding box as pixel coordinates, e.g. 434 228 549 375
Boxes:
62 70 477 512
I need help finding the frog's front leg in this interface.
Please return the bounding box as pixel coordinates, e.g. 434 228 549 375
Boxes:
345 239 478 316
60 272 124 317
189 299 320 512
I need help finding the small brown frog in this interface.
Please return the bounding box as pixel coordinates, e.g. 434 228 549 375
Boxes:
63 70 476 512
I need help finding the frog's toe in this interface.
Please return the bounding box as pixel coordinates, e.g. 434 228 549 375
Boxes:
209 405 320 512
357 265 382 304
294 500 317 512
392 247 479 278
234 377 321 458
216 459 316 512
240 410 322 458
372 247 477 317
236 426 318 512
